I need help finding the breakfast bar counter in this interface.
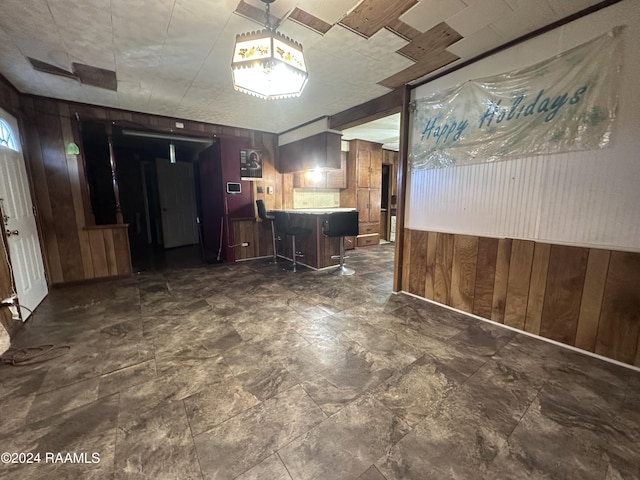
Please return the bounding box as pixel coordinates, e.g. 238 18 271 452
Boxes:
271 208 356 269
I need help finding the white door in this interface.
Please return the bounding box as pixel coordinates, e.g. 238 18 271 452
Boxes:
0 109 48 320
156 158 199 249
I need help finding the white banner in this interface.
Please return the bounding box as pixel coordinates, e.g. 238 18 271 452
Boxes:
409 27 624 170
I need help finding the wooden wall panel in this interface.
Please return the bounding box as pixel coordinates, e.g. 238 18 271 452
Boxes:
491 238 512 324
402 228 411 291
424 231 437 299
524 243 551 335
433 233 454 305
575 249 610 352
503 240 535 330
540 245 588 345
473 237 498 319
33 105 85 282
595 251 640 365
408 229 428 296
87 229 109 278
21 105 64 284
103 229 118 276
58 103 94 278
112 226 131 275
402 228 640 366
450 235 478 312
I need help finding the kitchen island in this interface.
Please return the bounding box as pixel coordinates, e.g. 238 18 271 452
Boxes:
271 208 356 270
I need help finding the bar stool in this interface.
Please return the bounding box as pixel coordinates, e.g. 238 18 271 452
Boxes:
273 211 311 272
321 210 359 276
256 200 278 264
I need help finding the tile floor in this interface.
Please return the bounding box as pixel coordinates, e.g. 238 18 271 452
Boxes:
1 244 639 480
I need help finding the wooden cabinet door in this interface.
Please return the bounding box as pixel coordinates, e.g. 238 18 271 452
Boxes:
370 150 383 189
356 150 372 188
357 189 371 222
368 188 381 224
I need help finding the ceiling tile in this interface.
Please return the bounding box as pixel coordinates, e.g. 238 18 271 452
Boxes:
397 22 462 62
446 0 511 37
339 0 418 38
546 0 600 17
385 19 422 41
288 8 332 35
446 24 504 58
379 49 459 89
295 0 362 25
490 0 557 40
399 0 467 32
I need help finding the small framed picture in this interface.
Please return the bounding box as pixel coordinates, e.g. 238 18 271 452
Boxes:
240 149 262 180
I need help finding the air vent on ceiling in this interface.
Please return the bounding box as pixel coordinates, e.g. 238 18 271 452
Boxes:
27 57 117 91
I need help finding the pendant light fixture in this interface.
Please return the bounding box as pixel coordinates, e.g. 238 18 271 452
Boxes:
231 0 308 100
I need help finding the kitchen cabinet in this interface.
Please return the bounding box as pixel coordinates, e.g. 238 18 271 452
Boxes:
278 132 342 173
292 152 347 189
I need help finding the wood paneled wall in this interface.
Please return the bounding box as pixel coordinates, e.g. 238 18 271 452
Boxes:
231 219 273 261
17 95 279 285
402 228 640 366
82 225 132 279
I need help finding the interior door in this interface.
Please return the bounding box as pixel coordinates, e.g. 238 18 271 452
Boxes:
0 109 48 320
156 158 198 249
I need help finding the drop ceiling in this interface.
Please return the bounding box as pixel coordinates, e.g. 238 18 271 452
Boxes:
0 0 606 142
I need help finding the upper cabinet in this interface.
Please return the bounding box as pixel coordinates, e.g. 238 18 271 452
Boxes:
278 132 342 173
356 149 382 189
292 151 347 189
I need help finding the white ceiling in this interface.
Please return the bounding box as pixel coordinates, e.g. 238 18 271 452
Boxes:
0 0 603 141
342 113 401 151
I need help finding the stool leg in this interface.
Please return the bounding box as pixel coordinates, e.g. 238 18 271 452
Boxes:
332 237 355 276
269 221 278 264
291 235 297 272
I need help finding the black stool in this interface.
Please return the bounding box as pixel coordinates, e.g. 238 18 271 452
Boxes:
322 210 359 276
256 200 278 264
273 211 310 272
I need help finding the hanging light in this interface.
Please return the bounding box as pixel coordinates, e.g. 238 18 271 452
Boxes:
231 0 308 100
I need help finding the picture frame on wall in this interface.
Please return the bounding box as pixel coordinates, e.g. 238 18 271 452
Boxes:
240 149 262 180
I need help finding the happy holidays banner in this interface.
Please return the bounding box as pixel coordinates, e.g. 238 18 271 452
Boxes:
409 27 624 170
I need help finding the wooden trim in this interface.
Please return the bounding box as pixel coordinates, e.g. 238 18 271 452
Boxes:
329 88 404 131
392 86 411 293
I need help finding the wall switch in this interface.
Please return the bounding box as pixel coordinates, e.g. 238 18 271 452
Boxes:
267 186 273 194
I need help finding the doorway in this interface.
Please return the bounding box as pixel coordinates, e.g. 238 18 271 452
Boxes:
81 123 213 271
341 113 400 247
0 109 48 320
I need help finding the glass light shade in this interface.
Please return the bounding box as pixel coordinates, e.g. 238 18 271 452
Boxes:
232 29 308 100
66 142 80 155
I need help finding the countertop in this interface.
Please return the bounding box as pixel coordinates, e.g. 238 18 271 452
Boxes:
272 208 357 214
